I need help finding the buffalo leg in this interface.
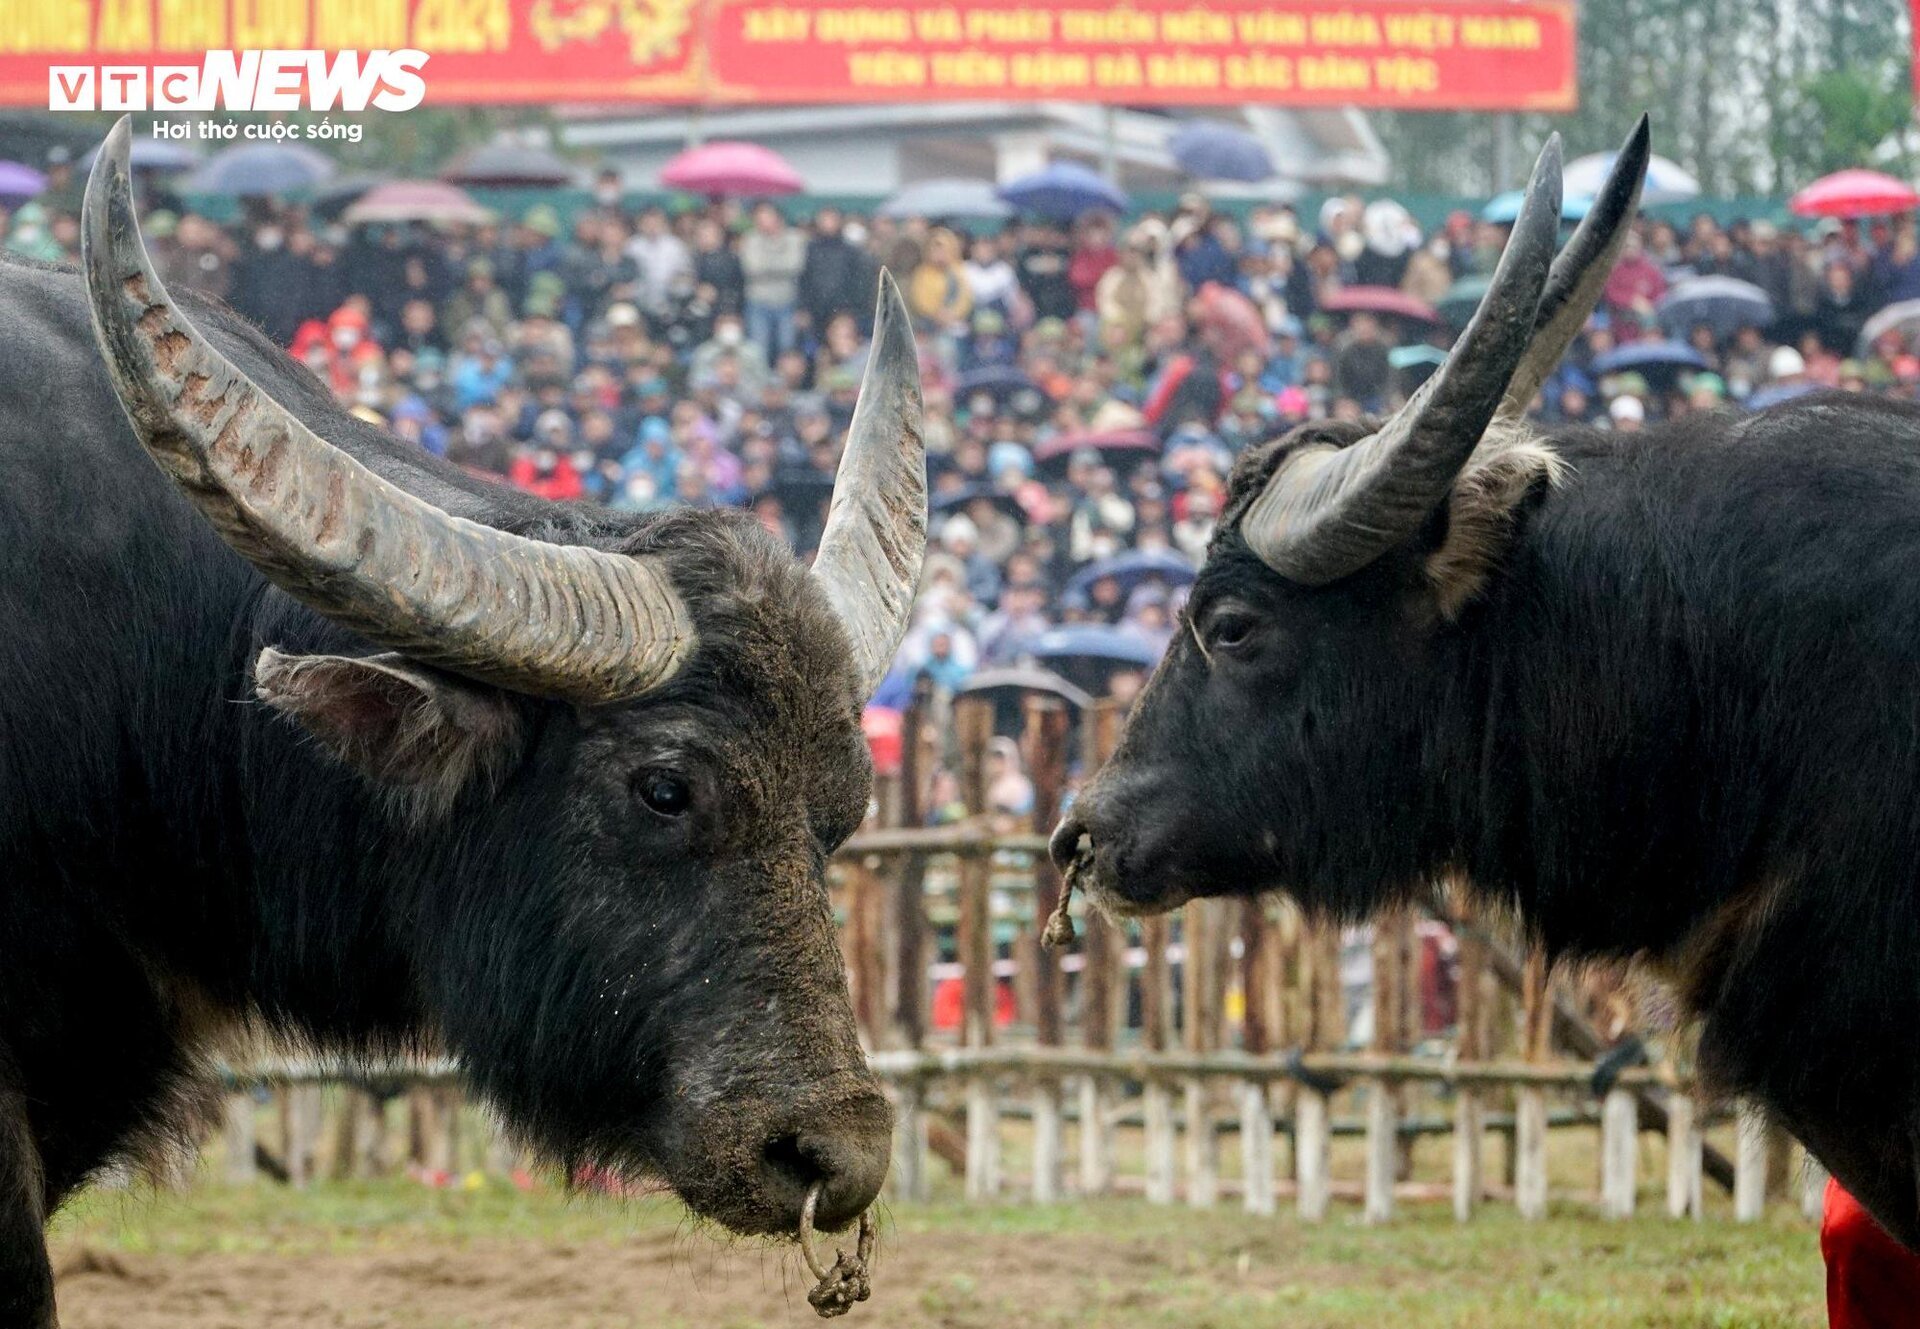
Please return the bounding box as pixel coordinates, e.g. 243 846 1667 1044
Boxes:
0 1082 54 1328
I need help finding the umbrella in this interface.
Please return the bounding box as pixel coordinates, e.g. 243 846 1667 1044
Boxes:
1033 427 1159 471
931 482 1026 523
342 181 493 227
0 162 46 200
1566 150 1699 207
1065 549 1197 601
1482 190 1592 224
1857 298 1920 353
305 174 389 221
1744 381 1822 411
1437 274 1492 328
1655 276 1774 340
1592 340 1710 379
1167 123 1273 183
1195 282 1270 360
659 142 801 197
442 143 575 188
1029 625 1163 669
1319 285 1443 324
185 142 336 196
956 364 1041 402
79 138 201 173
1388 344 1449 371
878 178 1011 221
957 666 1093 713
999 162 1128 221
1789 169 1920 219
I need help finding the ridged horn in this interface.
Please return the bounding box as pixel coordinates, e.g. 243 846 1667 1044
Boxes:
1500 115 1651 419
81 116 693 706
1241 135 1565 586
811 270 926 699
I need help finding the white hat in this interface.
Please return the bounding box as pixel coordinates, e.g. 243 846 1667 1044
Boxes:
1362 200 1418 258
1608 395 1645 424
1768 346 1806 379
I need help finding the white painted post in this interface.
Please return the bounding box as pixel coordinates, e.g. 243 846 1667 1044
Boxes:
1184 1079 1218 1208
1296 1088 1331 1222
1600 1087 1638 1219
890 1082 930 1203
1144 1081 1177 1204
1515 1086 1549 1220
1078 1076 1112 1196
1031 1079 1064 1204
964 1077 1000 1200
223 1092 257 1186
1451 1087 1481 1222
1735 1103 1768 1222
1666 1093 1703 1219
1363 1080 1397 1224
1802 1151 1830 1221
1240 1079 1275 1216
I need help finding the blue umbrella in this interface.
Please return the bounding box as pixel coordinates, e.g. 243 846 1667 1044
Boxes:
1656 275 1775 340
1065 549 1197 601
1565 150 1699 207
999 162 1128 221
1592 340 1711 376
1029 625 1164 669
184 142 336 197
80 137 201 173
1743 381 1822 411
956 364 1040 400
0 162 46 200
1168 123 1273 183
878 178 1011 221
1481 190 1592 224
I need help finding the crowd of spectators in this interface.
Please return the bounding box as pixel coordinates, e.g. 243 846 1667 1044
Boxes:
11 145 1920 717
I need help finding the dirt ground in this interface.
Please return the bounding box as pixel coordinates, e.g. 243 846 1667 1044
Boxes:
48 1181 1823 1329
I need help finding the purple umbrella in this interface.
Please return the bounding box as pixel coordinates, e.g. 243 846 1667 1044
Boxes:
999 163 1128 221
0 162 47 201
1168 123 1273 183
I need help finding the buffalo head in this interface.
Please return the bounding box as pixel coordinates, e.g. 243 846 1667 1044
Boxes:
1052 122 1650 920
81 118 921 1236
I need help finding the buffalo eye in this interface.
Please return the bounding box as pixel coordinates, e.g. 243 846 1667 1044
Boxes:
1206 609 1259 654
635 770 692 818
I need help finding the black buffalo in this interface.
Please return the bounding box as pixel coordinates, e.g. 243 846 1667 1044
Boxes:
1055 119 1920 1249
0 119 925 1325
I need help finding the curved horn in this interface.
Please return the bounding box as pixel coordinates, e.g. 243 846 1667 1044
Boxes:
1241 136 1564 586
1500 115 1650 419
812 271 926 698
81 117 693 706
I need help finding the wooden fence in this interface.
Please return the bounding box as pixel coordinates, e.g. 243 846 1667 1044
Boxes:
201 685 1824 1227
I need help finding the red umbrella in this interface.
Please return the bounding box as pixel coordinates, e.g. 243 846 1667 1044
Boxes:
1033 427 1159 470
342 181 493 226
1789 169 1920 219
659 142 802 197
1319 285 1442 323
1195 282 1270 361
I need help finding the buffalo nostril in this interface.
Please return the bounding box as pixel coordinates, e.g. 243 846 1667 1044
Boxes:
1049 812 1090 874
761 1102 891 1232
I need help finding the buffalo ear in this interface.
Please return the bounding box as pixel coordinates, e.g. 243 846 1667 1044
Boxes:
253 648 525 815
1423 430 1567 619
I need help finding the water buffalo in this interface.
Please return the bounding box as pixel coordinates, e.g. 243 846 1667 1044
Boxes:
0 118 921 1324
1053 118 1920 1250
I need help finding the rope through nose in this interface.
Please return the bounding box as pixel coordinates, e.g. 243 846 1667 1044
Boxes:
799 1180 876 1317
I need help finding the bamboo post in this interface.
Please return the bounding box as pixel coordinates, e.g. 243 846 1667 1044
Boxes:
1802 1151 1830 1221
1142 914 1176 1205
1296 921 1341 1222
1025 695 1069 1204
1363 913 1410 1224
1735 1103 1768 1222
1239 897 1276 1216
1077 699 1122 1197
956 695 1000 1202
1666 1091 1704 1219
1182 899 1221 1209
889 681 931 1202
1515 947 1551 1220
1600 1087 1638 1218
223 1092 257 1185
283 1084 323 1188
1451 888 1487 1221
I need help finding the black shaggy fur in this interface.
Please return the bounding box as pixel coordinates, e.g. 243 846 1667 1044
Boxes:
0 254 889 1325
1071 396 1920 1249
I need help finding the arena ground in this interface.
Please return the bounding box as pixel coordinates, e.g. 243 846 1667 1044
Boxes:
51 1181 1820 1328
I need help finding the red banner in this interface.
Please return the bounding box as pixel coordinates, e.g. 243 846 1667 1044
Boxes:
0 0 1577 109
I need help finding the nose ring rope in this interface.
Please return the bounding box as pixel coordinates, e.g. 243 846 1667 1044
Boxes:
1042 834 1093 948
799 1181 877 1317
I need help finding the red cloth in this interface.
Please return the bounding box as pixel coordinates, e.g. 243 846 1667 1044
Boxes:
1823 1178 1920 1327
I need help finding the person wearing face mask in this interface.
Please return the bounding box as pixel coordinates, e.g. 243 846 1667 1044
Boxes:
689 312 770 391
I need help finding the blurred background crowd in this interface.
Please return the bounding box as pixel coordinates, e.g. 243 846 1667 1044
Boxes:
8 134 1920 769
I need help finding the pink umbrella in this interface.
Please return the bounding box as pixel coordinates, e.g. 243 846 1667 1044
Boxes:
1319 285 1443 323
1789 169 1920 219
342 180 494 226
1195 283 1270 361
659 142 802 197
